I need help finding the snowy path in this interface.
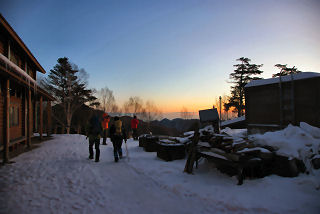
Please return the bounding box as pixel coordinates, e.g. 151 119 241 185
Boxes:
0 135 319 214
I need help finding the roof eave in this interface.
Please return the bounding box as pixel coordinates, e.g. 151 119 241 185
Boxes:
0 14 46 74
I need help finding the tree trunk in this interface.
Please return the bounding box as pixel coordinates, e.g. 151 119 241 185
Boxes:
66 108 72 134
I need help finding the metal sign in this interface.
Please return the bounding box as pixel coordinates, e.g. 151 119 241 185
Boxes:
199 108 219 123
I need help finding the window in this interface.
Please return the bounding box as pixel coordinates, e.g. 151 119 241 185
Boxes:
27 65 34 77
10 50 19 66
9 105 19 127
0 33 6 55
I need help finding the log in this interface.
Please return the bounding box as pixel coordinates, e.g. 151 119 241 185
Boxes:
184 127 200 174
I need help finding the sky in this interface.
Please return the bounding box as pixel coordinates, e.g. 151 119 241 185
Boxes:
1 0 320 115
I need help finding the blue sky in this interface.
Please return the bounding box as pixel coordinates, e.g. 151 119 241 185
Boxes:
2 0 320 112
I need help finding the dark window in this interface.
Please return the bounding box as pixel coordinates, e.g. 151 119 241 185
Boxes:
0 33 6 55
10 50 19 66
9 105 19 127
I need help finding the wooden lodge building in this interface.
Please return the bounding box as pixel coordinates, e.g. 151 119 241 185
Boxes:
245 72 320 134
0 14 54 163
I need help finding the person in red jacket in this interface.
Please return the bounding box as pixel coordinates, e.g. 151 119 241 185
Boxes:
101 113 110 145
131 115 139 140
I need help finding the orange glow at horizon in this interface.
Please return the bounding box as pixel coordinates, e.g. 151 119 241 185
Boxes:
157 99 215 113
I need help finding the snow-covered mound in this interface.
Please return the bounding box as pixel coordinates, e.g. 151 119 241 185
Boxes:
250 123 320 173
221 127 247 139
250 123 320 160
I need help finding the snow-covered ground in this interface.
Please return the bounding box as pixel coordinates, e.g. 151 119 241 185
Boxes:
0 134 319 214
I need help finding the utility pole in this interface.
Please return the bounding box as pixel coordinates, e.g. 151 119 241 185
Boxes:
219 96 222 129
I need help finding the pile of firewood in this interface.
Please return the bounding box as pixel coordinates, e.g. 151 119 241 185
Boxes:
138 128 316 185
196 129 306 184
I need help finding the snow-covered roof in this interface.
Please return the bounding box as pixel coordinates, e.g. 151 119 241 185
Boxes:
245 72 320 88
0 53 37 86
221 116 245 127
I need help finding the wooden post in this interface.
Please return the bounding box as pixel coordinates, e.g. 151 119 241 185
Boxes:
39 96 43 140
3 79 10 163
219 96 222 130
27 88 32 147
24 89 27 143
184 126 200 174
47 101 51 137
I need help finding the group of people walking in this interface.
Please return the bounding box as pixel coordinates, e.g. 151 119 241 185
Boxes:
86 112 139 162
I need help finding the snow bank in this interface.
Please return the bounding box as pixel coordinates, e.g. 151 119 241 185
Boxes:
221 127 247 139
250 124 320 159
300 122 320 139
250 123 320 174
237 147 272 154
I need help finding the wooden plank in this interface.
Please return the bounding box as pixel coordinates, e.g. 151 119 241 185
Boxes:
39 96 43 140
9 136 26 147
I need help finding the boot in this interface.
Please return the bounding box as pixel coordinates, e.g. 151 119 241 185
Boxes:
119 151 123 159
89 147 94 159
96 149 100 161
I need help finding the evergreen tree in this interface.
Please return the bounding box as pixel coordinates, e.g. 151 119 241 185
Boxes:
272 64 301 77
41 57 99 134
227 57 263 117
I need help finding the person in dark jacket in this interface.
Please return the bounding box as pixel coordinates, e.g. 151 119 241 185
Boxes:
109 116 127 162
86 113 103 162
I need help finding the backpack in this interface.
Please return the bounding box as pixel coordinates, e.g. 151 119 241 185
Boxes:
89 116 101 135
115 120 122 135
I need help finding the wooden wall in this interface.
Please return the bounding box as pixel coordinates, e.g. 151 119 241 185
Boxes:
0 24 36 80
0 31 7 56
9 95 22 140
294 78 320 127
245 77 320 133
0 80 4 146
245 83 280 125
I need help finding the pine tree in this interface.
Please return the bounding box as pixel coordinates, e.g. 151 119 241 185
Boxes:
272 64 301 77
227 57 263 117
41 57 99 134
